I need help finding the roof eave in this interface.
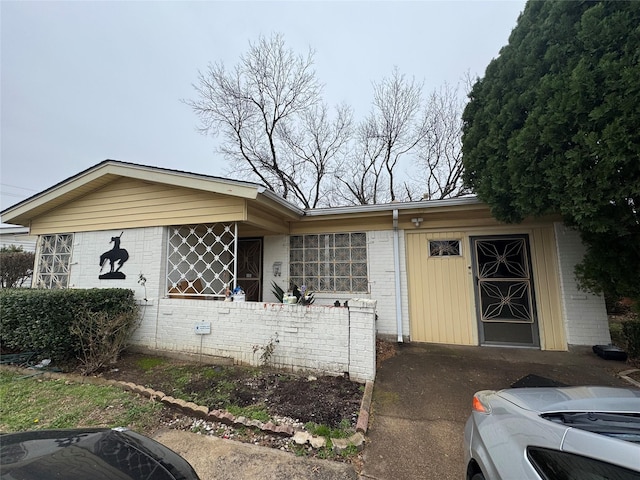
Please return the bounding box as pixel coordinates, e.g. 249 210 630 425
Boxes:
303 196 482 217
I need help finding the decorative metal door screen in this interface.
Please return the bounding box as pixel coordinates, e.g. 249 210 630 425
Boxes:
471 235 539 346
236 238 262 301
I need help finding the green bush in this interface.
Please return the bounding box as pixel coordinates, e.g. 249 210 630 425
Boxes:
0 289 138 367
0 246 35 288
609 322 625 349
622 320 640 361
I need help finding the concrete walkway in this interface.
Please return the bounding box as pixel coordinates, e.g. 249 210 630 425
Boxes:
359 343 633 480
153 429 358 480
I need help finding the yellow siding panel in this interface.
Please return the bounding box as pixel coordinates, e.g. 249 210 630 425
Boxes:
246 204 289 234
530 226 567 350
30 178 247 234
407 232 474 345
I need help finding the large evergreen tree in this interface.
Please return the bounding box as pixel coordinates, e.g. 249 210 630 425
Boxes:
462 1 640 301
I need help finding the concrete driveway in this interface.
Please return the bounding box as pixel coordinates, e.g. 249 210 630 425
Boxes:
360 342 633 480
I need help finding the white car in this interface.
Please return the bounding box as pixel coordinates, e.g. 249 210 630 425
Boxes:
464 386 640 480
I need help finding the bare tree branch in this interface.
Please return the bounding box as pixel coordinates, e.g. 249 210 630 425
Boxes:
279 103 353 208
407 82 470 200
185 33 322 204
340 67 426 204
187 36 470 208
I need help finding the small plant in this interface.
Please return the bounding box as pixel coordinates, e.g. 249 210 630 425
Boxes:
227 405 270 422
305 418 353 439
190 424 207 435
271 281 285 303
138 272 148 302
252 332 279 366
317 444 333 459
290 443 308 457
341 444 359 458
292 284 315 305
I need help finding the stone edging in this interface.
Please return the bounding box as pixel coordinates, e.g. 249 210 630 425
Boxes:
1 366 372 453
618 369 640 388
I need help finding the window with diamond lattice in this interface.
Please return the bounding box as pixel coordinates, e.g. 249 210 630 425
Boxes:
290 233 368 293
167 224 236 297
35 234 73 289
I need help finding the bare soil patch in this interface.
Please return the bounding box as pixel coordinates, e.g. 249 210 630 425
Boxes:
98 351 363 429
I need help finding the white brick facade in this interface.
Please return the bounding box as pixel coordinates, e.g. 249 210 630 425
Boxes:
65 227 376 381
263 235 289 303
266 230 409 341
554 223 610 346
68 227 165 302
367 230 409 340
52 222 609 377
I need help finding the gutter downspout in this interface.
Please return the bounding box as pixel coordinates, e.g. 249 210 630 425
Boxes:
393 209 404 343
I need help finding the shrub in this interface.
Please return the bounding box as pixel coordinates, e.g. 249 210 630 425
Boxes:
0 288 138 368
70 307 140 375
622 320 640 361
0 246 35 288
609 322 625 349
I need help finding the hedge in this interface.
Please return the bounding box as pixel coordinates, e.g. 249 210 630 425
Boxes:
0 288 137 364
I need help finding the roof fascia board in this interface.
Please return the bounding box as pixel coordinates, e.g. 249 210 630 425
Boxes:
0 168 110 224
256 187 305 217
1 160 285 223
102 163 261 199
303 196 483 217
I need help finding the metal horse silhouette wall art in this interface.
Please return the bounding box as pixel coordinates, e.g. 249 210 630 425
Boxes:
99 232 129 279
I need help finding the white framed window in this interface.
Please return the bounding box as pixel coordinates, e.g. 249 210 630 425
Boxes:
429 239 462 257
166 223 237 297
290 232 368 293
35 234 73 289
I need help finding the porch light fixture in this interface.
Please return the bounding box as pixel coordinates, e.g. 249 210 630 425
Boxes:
272 261 282 277
411 217 423 227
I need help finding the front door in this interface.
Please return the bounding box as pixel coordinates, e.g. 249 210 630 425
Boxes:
237 238 262 302
471 235 540 347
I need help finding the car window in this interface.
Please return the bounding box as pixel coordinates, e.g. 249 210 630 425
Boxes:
527 446 640 480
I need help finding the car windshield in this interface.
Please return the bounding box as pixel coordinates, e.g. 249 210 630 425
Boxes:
542 412 640 443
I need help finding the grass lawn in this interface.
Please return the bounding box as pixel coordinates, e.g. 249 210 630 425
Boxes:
0 370 164 435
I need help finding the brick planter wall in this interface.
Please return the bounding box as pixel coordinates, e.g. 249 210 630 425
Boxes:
132 298 377 382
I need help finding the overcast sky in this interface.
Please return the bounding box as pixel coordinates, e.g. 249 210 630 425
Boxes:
0 0 526 215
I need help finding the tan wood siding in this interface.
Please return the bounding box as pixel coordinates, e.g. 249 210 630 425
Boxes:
246 204 290 234
530 226 567 350
406 226 567 350
406 231 475 345
30 178 247 234
291 216 393 234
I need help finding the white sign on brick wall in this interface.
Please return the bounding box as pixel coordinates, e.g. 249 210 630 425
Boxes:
194 322 211 335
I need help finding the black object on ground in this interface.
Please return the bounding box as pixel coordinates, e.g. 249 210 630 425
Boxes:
592 344 628 361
